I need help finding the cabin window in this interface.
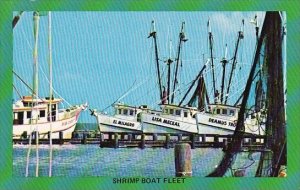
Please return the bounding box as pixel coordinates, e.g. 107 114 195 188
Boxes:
27 111 32 119
118 109 122 114
129 109 134 116
222 109 227 115
40 110 46 117
184 112 188 118
123 109 128 115
170 109 174 115
175 110 181 116
164 109 168 114
229 110 235 116
216 109 220 114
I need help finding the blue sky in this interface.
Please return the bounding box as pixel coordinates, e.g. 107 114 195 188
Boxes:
13 11 265 123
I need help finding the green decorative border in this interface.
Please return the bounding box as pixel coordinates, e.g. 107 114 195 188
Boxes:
1 1 299 189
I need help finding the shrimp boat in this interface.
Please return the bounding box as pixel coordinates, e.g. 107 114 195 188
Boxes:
90 103 151 133
13 12 86 139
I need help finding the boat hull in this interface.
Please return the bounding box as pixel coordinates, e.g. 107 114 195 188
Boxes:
96 114 142 133
13 108 82 139
141 113 198 134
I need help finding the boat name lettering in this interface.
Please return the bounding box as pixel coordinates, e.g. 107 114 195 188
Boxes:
113 120 135 127
152 117 180 127
208 118 235 127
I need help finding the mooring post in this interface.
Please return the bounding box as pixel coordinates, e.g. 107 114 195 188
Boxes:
201 134 206 143
177 134 182 142
165 134 170 149
223 139 228 150
21 131 27 140
128 133 132 141
59 131 63 145
114 133 119 148
32 131 38 144
140 134 146 149
174 143 192 177
121 133 125 140
214 135 219 147
81 132 87 144
190 134 196 149
153 133 158 141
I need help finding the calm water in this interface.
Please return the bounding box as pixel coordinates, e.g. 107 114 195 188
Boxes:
13 144 260 177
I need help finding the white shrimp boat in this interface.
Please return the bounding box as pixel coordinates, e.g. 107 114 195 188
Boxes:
13 12 86 139
91 103 152 133
13 96 86 139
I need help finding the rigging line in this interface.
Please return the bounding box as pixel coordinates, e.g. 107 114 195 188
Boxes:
20 23 33 51
13 70 46 103
13 84 22 100
38 64 72 107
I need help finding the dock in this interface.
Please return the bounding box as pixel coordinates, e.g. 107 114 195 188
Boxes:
13 130 266 151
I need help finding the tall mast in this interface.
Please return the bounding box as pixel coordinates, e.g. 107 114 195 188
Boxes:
171 21 187 103
220 44 228 103
48 11 53 177
32 11 40 106
148 20 163 101
224 19 244 104
167 40 173 104
207 19 216 103
49 12 53 100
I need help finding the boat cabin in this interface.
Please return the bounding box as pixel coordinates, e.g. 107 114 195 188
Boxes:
161 104 198 119
13 96 62 125
207 104 239 118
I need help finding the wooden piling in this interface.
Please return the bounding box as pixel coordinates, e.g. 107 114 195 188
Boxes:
21 131 27 139
81 132 87 144
165 134 170 149
223 139 228 150
140 134 145 149
153 133 158 141
114 133 119 148
214 135 219 147
174 143 192 177
178 134 182 142
190 134 196 149
121 133 125 140
201 134 206 143
128 134 132 141
59 131 63 145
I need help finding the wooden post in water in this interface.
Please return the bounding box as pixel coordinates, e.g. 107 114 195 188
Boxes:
108 133 113 140
59 131 63 145
128 133 132 141
114 133 119 148
140 134 146 149
174 143 192 177
121 133 125 140
223 139 228 150
201 134 206 143
22 131 27 139
178 134 182 142
190 134 196 149
165 134 170 149
214 135 219 147
33 131 38 144
81 132 87 144
153 133 158 141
